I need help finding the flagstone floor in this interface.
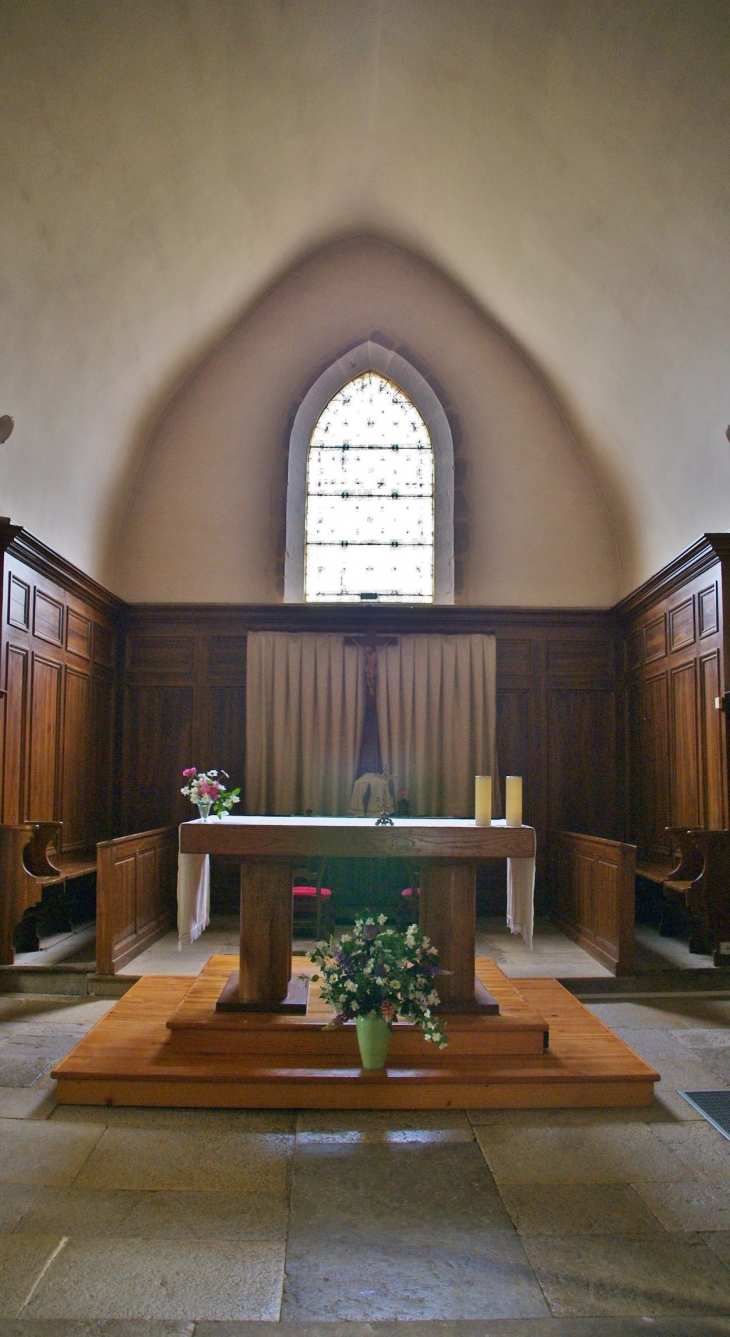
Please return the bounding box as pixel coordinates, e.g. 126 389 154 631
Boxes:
0 975 729 1331
121 915 616 979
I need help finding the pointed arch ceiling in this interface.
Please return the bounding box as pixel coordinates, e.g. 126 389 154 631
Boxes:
1 1 728 601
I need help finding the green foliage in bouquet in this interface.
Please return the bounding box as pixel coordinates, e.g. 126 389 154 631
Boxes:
308 914 448 1048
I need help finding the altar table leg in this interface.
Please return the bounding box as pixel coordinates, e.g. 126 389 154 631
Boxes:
216 859 307 1013
419 859 497 1014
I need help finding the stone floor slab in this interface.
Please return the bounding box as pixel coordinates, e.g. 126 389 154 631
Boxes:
0 1118 102 1186
72 1128 292 1193
51 1106 295 1132
634 1179 730 1232
0 1235 64 1319
474 1122 696 1185
289 1140 512 1237
521 1233 730 1315
0 1186 38 1234
14 1186 289 1240
651 1121 730 1180
281 1233 549 1321
194 1322 730 1336
0 1088 56 1120
23 1238 285 1321
497 1184 666 1237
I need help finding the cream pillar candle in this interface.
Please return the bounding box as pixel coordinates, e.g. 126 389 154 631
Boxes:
505 775 523 827
475 775 492 826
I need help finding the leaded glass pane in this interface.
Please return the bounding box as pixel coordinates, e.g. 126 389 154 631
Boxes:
304 372 434 602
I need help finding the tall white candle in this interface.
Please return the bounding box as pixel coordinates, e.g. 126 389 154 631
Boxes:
505 775 523 827
475 775 492 826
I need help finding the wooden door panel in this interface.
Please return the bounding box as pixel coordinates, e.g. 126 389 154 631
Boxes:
642 674 670 856
135 847 159 933
92 674 115 841
61 668 92 850
28 655 61 822
3 646 27 824
113 854 137 947
670 661 700 827
700 652 726 829
547 690 617 837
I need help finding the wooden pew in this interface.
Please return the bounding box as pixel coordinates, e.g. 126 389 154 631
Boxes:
0 823 177 973
662 828 730 962
95 828 177 975
551 830 636 974
0 823 96 963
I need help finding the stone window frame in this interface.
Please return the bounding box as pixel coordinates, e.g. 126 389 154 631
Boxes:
284 339 455 604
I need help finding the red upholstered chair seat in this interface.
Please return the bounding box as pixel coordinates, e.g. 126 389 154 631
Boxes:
401 887 421 898
292 885 332 899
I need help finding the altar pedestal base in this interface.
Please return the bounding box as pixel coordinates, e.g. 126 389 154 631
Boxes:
51 956 659 1110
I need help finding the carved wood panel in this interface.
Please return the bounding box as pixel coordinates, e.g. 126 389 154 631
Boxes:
620 539 730 862
28 655 61 822
0 538 121 851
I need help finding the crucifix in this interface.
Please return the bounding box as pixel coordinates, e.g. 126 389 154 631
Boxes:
344 634 397 781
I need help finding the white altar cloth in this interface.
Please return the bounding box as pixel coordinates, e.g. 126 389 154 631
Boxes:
176 816 536 951
177 850 210 948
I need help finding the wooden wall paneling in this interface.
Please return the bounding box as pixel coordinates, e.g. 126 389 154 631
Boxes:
552 830 636 973
27 655 61 823
121 686 195 833
547 689 617 839
669 660 701 827
0 526 123 859
61 666 92 850
700 651 726 829
96 827 177 974
641 673 671 860
3 646 27 825
92 672 116 841
618 537 730 862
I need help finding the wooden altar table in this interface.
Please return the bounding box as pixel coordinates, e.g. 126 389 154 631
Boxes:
179 816 535 1013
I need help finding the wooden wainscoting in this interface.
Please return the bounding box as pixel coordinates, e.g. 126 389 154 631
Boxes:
0 524 122 854
618 534 730 867
96 827 177 975
118 603 623 899
551 829 636 974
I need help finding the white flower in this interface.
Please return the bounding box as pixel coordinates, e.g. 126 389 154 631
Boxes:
345 980 357 992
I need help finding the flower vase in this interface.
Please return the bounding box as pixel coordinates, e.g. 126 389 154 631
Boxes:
356 1014 391 1069
196 799 213 822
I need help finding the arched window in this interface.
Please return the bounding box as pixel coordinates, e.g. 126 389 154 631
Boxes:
304 372 434 602
285 341 454 603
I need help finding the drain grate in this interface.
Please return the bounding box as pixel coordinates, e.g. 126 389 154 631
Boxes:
680 1090 730 1141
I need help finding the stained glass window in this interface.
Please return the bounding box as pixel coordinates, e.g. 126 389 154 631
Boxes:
304 372 434 602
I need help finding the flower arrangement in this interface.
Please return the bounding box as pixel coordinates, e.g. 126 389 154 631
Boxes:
308 915 448 1048
181 768 240 820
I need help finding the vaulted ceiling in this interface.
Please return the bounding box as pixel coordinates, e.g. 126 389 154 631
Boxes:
1 0 728 602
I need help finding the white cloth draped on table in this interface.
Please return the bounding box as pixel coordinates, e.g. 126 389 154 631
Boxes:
177 851 210 948
506 823 536 950
376 633 499 819
246 631 364 815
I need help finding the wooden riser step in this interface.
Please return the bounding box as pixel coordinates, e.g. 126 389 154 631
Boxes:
164 956 548 1059
51 958 659 1110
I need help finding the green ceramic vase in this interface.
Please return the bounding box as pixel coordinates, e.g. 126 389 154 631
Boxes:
356 1014 391 1069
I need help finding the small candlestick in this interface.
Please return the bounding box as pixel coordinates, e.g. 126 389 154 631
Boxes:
475 775 492 827
505 775 523 827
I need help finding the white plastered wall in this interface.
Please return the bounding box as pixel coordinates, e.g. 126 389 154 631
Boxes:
116 237 617 605
1 1 728 600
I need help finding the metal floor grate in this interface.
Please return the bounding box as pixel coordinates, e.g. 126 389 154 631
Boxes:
680 1090 730 1141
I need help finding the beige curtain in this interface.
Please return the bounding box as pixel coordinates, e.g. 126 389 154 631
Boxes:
376 634 498 818
246 632 364 814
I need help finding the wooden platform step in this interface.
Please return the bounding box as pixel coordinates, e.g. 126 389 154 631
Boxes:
165 956 549 1059
51 957 659 1110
